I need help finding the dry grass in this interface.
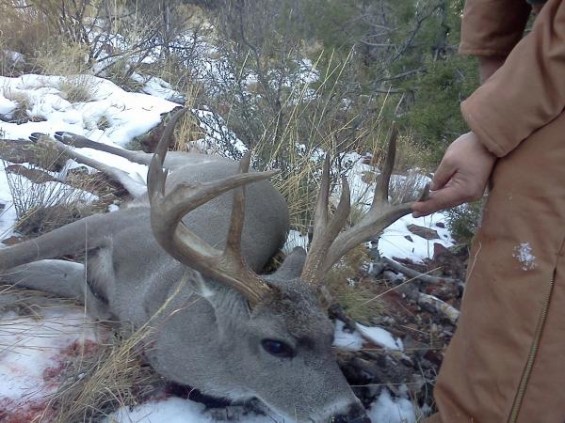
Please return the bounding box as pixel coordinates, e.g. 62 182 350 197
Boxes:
247 55 429 323
33 41 91 76
0 2 52 66
251 52 407 231
326 246 387 323
44 278 205 421
57 75 95 103
173 85 206 151
49 325 161 423
0 1 90 76
1 88 33 122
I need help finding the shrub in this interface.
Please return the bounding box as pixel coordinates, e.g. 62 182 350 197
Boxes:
446 200 484 246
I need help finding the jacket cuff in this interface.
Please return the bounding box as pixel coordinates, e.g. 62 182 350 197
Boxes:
461 99 508 157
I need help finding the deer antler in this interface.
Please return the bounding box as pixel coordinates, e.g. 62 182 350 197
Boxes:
301 127 429 285
147 109 275 306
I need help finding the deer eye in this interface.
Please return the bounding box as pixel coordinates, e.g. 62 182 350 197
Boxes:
261 339 295 358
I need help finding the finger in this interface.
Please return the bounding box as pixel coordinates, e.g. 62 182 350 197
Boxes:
430 159 456 191
412 186 467 217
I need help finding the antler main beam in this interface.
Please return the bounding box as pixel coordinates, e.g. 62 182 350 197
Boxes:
147 109 275 306
301 128 429 285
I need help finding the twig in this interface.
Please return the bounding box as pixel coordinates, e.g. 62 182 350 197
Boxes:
383 257 461 285
416 292 460 325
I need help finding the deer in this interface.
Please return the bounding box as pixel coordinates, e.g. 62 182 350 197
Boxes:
0 108 423 423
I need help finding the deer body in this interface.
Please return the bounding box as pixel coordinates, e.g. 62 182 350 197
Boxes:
1 111 378 422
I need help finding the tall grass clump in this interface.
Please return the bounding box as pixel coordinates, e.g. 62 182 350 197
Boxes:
5 153 102 235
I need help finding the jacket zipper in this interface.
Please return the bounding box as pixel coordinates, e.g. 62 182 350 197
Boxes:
507 275 555 423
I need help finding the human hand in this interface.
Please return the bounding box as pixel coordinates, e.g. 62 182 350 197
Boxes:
412 132 496 217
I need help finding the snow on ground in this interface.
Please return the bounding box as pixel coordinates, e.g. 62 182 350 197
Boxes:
380 212 451 263
0 307 101 421
356 323 404 351
0 74 447 422
369 389 417 423
0 161 17 240
0 75 176 146
106 397 284 423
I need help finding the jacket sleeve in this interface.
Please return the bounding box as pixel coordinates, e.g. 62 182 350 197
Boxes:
461 0 565 157
459 0 531 56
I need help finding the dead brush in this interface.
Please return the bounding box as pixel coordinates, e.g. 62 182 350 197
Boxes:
0 284 79 318
33 41 91 78
4 152 107 236
249 66 410 323
173 85 205 152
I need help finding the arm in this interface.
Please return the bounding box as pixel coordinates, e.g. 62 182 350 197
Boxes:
459 0 530 58
463 0 565 157
412 0 536 216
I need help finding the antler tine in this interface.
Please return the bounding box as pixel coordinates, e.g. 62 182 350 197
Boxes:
225 152 251 258
375 125 398 206
147 118 274 305
147 108 190 200
155 107 188 161
301 156 351 285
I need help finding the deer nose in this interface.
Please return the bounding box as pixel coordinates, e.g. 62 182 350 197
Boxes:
330 403 371 423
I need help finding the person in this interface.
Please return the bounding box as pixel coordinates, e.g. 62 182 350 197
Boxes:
412 0 565 421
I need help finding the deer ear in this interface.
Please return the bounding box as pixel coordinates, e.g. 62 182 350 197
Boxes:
270 247 307 280
192 270 253 315
191 270 221 299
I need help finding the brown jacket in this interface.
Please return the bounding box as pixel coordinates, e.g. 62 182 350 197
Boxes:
429 1 565 422
460 0 565 157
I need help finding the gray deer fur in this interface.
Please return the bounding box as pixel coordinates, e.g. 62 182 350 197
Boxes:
0 109 419 422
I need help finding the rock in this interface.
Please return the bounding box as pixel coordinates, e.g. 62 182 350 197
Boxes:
407 224 440 240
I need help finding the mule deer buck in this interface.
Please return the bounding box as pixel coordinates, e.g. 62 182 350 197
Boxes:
0 109 423 422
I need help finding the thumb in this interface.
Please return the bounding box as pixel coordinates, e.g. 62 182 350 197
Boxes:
412 185 463 217
430 158 455 191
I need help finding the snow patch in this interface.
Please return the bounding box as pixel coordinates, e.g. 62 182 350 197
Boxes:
513 242 537 271
0 95 17 116
334 320 364 351
356 323 404 351
368 389 416 423
283 230 309 253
